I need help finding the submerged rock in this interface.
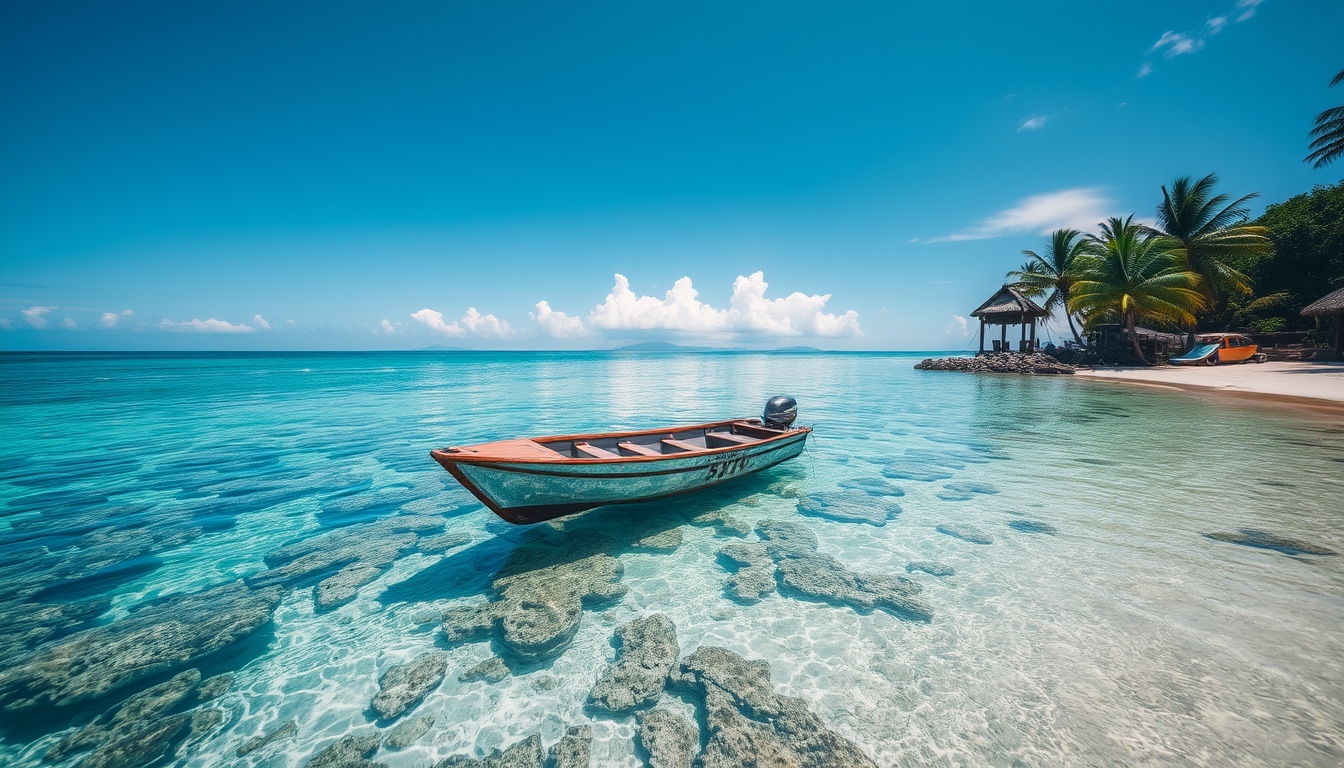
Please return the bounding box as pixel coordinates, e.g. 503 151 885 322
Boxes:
439 530 626 663
906 561 955 578
371 652 448 721
756 520 933 621
631 528 684 553
796 492 902 526
717 543 776 603
690 511 752 538
0 581 279 711
307 732 384 768
936 524 993 545
1008 520 1057 535
1204 529 1337 556
436 733 544 768
237 719 297 756
418 531 473 554
317 562 385 610
941 481 998 497
251 514 445 609
459 656 511 684
835 477 905 497
196 673 233 701
547 725 592 768
676 646 879 768
588 614 680 714
78 712 192 768
637 709 697 768
46 668 201 762
384 714 435 750
881 461 955 483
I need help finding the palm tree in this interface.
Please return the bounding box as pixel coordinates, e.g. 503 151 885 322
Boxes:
1149 174 1273 345
1069 216 1205 365
1006 228 1088 345
1306 68 1344 168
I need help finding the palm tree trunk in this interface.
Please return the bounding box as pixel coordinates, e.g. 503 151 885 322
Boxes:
1127 313 1149 365
1065 313 1083 346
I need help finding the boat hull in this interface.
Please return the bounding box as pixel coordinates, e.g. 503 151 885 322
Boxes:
436 428 808 524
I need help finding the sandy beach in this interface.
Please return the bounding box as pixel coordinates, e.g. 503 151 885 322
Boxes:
1076 360 1344 406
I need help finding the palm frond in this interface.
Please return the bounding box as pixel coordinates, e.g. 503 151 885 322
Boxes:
1331 68 1344 88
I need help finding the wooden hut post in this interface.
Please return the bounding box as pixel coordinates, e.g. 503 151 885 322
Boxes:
978 317 985 354
1336 310 1343 361
1000 323 1006 351
1019 316 1026 351
1029 317 1037 351
1300 287 1344 361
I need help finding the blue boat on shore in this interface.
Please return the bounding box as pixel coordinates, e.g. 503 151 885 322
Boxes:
431 397 810 523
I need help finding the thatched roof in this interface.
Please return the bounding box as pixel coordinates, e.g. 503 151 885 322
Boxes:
1301 286 1344 316
970 285 1049 319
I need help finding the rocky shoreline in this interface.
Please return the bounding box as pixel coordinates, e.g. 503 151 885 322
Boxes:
914 352 1075 375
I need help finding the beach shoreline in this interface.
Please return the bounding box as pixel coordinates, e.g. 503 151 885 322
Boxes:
1074 360 1344 411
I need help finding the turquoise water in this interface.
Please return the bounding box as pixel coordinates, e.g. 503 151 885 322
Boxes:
1 351 1342 767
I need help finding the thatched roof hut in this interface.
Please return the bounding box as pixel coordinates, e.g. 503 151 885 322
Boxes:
1301 286 1344 360
970 286 1050 354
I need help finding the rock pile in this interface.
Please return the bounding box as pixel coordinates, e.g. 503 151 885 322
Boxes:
914 353 1075 374
370 652 448 721
637 709 697 768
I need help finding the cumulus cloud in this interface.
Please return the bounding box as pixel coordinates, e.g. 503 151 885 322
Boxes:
60 318 78 329
160 318 256 333
1018 115 1048 131
946 316 971 337
545 272 861 338
532 301 589 338
381 319 394 334
99 310 133 328
933 188 1112 242
253 314 271 330
21 306 55 328
411 308 514 338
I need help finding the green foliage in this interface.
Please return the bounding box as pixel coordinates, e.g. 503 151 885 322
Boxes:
1223 181 1344 331
1149 174 1272 308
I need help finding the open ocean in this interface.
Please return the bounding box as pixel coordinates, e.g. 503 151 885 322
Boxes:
1 350 1341 767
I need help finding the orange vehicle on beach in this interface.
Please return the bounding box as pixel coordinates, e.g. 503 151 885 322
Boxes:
1171 333 1267 365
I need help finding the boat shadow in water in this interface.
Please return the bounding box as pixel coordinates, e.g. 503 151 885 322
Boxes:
378 469 801 670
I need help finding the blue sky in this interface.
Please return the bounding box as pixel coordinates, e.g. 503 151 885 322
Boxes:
1 0 1340 350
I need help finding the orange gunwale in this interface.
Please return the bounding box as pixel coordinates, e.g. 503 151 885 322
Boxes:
430 418 811 466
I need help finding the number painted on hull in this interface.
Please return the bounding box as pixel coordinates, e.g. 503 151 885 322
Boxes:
706 455 750 480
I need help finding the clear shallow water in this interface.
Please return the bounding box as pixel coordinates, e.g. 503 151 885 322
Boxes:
1 351 1341 767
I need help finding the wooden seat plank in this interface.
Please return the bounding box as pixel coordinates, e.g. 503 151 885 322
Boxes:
574 442 619 459
660 438 702 453
707 431 755 446
617 441 661 457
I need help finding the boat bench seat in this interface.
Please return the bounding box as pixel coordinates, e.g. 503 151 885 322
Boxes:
660 438 701 453
574 442 619 459
617 441 661 457
707 431 755 447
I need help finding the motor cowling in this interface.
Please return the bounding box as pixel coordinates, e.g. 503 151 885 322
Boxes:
762 395 798 429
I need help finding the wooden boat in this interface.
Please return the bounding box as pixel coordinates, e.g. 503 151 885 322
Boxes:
431 398 810 524
1171 333 1266 365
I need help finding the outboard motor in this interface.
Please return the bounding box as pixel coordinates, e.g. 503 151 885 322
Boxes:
762 395 798 429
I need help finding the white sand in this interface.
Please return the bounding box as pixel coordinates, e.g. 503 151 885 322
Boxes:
1076 360 1344 405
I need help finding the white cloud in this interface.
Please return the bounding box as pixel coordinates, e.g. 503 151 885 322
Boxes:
532 301 590 338
410 309 465 337
946 315 971 337
160 318 256 333
459 308 515 338
0 319 11 330
99 310 133 328
1149 31 1204 57
1137 62 1154 78
1018 115 1048 131
1206 15 1229 34
381 319 394 334
21 306 55 328
559 272 861 338
411 307 514 338
60 317 77 329
932 188 1112 242
253 314 271 330
1235 0 1263 22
